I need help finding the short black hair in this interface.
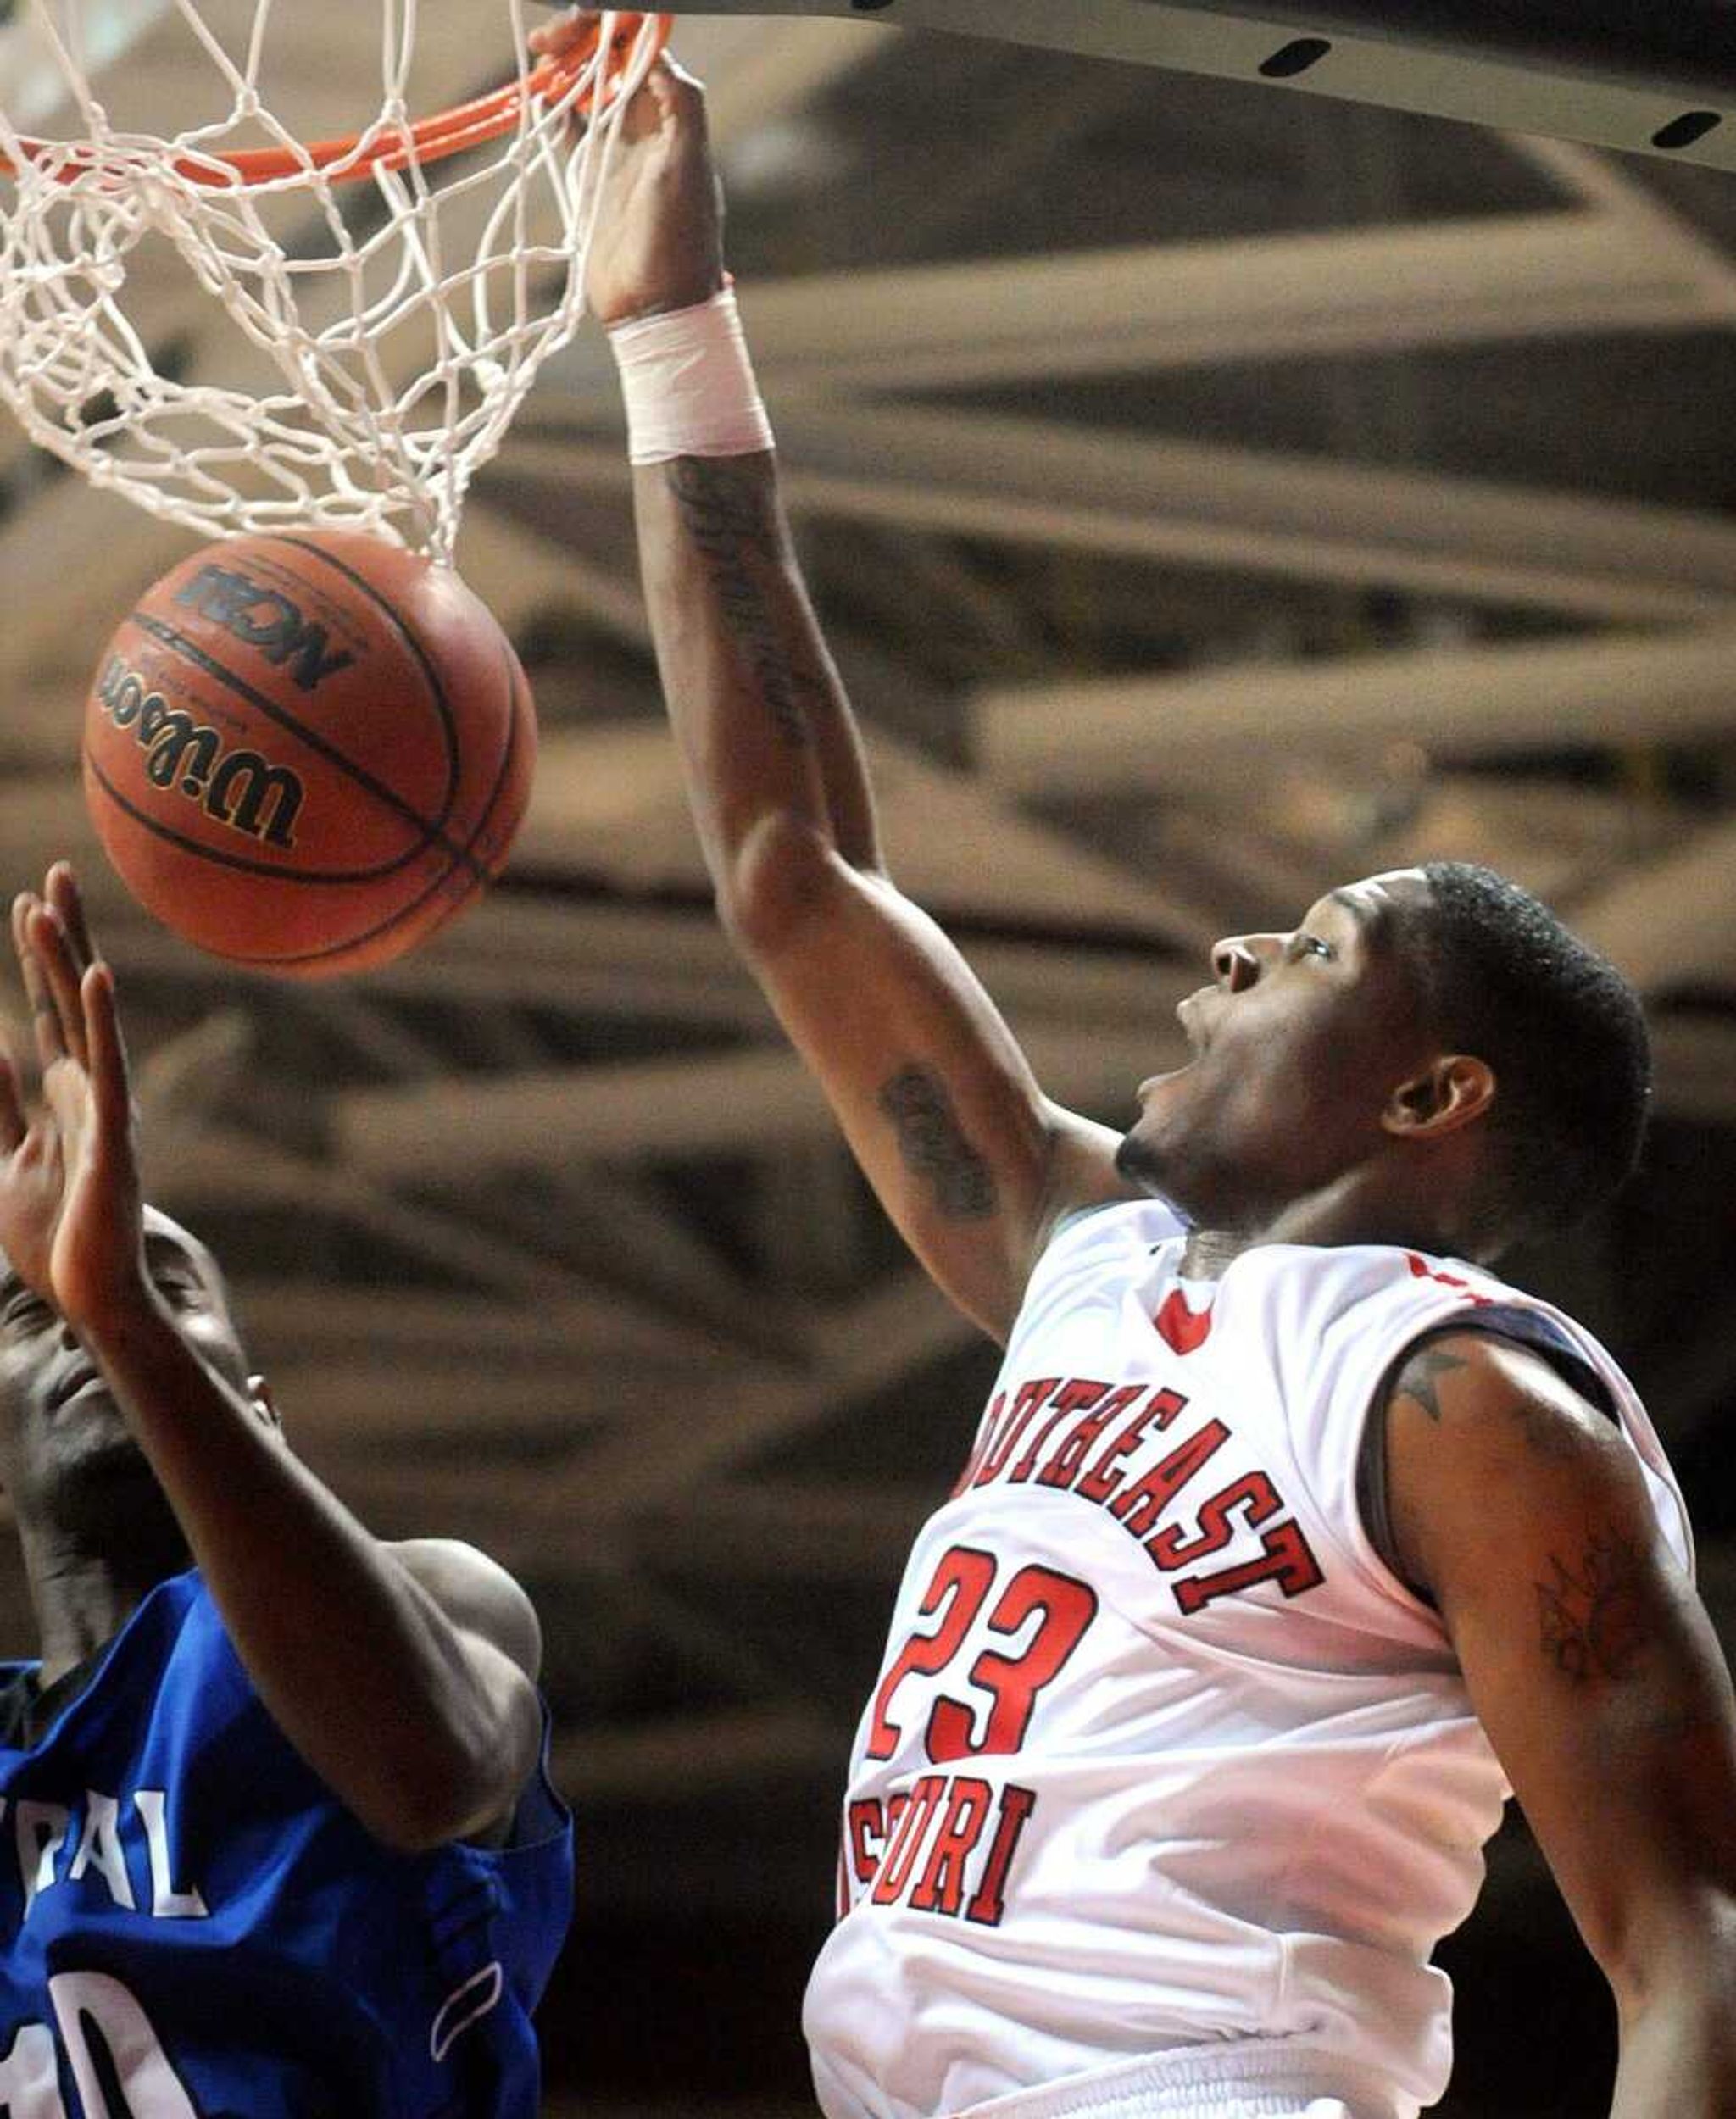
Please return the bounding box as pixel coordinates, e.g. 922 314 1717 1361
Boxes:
1405 862 1651 1252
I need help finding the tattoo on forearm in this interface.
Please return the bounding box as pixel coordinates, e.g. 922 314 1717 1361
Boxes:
1535 1527 1650 1683
878 1065 998 1221
665 458 822 752
1393 1349 1467 1423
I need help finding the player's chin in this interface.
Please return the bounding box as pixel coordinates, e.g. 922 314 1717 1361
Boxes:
1114 1124 1170 1193
1120 1063 1197 1166
50 1416 156 1503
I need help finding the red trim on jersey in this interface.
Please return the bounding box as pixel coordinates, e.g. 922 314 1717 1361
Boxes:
1153 1288 1216 1355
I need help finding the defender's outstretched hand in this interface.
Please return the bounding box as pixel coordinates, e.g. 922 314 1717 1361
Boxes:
0 864 143 1333
0 865 545 1850
535 8 724 322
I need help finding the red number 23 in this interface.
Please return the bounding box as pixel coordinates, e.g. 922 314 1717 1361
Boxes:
865 1544 1097 1763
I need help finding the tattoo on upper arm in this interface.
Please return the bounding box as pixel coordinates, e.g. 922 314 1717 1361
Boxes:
1392 1343 1586 1462
665 458 821 752
1535 1527 1650 1684
1392 1348 1467 1423
1504 1393 1585 1461
878 1065 998 1221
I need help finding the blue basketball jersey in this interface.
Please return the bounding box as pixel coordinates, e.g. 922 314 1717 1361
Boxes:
0 1570 573 2117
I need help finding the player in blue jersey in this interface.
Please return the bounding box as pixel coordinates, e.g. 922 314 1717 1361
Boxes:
0 862 573 2117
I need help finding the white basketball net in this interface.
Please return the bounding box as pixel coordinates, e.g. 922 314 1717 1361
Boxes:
0 4 665 559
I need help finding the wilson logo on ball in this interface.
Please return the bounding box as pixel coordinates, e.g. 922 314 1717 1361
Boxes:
85 530 537 978
94 655 306 850
174 563 357 693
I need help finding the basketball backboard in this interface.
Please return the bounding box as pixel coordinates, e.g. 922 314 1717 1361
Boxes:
655 0 1736 172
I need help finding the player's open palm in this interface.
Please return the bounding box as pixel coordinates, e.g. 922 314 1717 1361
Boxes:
534 13 723 324
0 865 144 1335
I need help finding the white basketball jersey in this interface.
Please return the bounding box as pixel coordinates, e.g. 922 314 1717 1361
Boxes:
804 1202 1691 2119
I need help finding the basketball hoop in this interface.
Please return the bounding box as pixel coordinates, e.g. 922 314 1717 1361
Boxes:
0 6 672 557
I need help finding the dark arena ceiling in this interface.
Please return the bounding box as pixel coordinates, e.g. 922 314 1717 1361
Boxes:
1 5 1734 2115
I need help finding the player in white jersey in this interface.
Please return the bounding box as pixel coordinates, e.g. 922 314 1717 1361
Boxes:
565 23 1736 2118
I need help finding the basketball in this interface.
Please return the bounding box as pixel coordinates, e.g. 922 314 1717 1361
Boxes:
81 531 537 978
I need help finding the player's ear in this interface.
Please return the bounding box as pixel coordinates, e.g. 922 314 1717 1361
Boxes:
247 1374 283 1434
1382 1054 1494 1140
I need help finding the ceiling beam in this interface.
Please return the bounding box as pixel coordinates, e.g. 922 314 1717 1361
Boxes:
312 987 1736 1196
499 406 1736 627
531 1165 815 1358
673 13 894 141
336 1046 831 1176
655 0 1736 176
1570 819 1736 997
261 1356 707 1445
337 1469 936 1580
0 482 193 701
569 1269 980 1510
337 1271 980 1532
1510 136 1736 327
330 1274 982 1556
330 987 1195 1180
3 702 1205 991
150 1124 752 1355
235 1283 727 1368
546 209 1721 405
519 722 1210 942
0 798 1193 1029
454 503 654 653
976 625 1736 789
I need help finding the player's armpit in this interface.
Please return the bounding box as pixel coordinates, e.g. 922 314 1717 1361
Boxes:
726 820 1132 1341
1383 1334 1736 2111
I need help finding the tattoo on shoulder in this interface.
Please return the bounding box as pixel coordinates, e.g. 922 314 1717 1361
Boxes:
1392 1348 1468 1424
1535 1526 1650 1685
665 458 822 753
1397 1334 1594 1457
878 1065 998 1221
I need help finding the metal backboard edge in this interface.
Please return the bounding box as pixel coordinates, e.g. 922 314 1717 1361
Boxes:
654 0 1736 174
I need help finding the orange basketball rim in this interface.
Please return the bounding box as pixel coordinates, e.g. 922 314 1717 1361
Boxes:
0 10 672 188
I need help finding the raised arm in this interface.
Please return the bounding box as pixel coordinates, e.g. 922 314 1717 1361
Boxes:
0 866 543 1852
1383 1333 1736 2116
584 53 1132 1340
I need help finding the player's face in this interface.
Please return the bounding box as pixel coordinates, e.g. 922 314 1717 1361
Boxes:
1117 870 1439 1227
0 1210 265 1538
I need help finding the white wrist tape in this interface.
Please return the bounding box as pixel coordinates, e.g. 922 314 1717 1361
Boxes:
609 286 775 465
